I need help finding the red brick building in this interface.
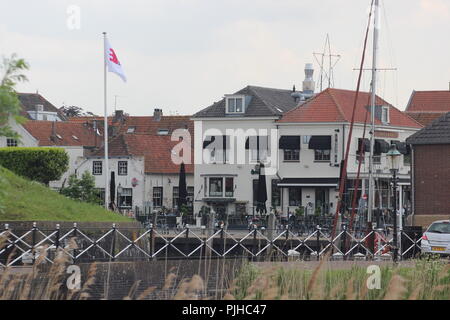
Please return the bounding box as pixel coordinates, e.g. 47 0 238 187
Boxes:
406 112 450 227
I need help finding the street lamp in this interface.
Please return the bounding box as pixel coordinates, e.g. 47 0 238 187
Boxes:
117 183 123 212
386 143 401 262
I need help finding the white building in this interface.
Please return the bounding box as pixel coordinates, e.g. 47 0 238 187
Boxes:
192 65 423 221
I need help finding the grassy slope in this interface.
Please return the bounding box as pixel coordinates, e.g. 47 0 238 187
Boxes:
0 166 131 222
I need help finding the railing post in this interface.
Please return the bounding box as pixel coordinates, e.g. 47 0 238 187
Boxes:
185 224 190 257
285 224 289 261
111 223 116 262
72 223 78 263
252 224 257 259
31 222 37 265
342 224 347 260
316 225 321 261
220 224 225 257
149 223 154 260
55 224 60 259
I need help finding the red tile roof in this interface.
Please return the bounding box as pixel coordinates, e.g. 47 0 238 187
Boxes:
92 134 194 174
406 90 450 112
405 112 445 127
69 115 193 136
22 121 101 147
278 88 422 128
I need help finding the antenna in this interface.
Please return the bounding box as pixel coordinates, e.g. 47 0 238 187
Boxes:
313 34 341 91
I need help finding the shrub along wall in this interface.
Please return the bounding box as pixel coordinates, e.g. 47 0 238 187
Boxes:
0 147 69 185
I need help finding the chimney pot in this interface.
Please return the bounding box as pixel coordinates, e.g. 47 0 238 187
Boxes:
153 108 162 121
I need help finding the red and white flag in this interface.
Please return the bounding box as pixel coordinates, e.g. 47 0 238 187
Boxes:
105 37 126 82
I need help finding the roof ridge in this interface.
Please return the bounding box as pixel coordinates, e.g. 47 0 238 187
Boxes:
326 88 348 121
247 86 279 115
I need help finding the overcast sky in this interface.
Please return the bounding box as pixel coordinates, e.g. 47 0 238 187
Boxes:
1 0 449 116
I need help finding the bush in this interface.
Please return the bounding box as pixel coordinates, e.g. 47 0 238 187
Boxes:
0 147 69 185
61 171 102 205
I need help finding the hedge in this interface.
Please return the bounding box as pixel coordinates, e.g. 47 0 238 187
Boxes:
0 147 69 185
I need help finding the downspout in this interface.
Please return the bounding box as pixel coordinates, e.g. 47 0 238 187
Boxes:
410 146 415 226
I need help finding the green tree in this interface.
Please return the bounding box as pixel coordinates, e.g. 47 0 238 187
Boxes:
0 54 29 140
61 171 102 205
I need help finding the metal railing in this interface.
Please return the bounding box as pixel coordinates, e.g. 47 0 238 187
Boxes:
0 222 423 267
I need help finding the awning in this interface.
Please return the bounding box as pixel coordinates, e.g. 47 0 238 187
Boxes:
279 136 300 149
277 178 339 187
245 136 268 150
356 138 370 153
308 135 331 150
203 136 229 149
374 139 390 154
391 140 407 155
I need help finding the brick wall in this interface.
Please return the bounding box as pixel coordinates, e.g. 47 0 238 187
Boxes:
413 144 450 218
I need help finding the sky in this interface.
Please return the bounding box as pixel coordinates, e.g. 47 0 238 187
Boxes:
0 0 449 116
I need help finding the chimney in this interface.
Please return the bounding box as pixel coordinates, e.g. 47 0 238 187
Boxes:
50 121 57 142
153 108 162 121
302 63 315 95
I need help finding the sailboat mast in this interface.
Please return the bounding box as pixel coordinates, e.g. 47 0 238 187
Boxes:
368 0 380 223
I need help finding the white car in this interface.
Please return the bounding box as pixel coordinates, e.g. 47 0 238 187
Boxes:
420 220 450 256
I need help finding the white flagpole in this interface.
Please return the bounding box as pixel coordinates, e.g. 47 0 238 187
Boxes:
103 32 109 210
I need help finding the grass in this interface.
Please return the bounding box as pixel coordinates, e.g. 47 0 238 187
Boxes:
226 258 450 300
0 166 131 222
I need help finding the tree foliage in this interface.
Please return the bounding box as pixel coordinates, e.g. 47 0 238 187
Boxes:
0 54 29 139
61 171 102 205
59 105 96 118
0 147 69 185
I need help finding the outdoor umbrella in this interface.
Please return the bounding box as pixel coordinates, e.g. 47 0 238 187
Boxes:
255 162 267 215
178 162 188 209
110 171 116 210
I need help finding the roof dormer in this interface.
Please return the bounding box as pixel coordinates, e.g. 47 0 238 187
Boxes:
225 94 246 115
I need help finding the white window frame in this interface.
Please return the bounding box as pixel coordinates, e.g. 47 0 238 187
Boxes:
93 161 102 175
225 95 245 114
6 138 18 147
118 161 128 176
381 106 389 124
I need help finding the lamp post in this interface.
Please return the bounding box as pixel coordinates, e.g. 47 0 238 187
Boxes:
387 143 401 262
117 183 123 213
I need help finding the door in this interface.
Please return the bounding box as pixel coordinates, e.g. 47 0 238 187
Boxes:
315 188 330 215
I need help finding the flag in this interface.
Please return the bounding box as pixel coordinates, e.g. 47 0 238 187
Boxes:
105 37 127 82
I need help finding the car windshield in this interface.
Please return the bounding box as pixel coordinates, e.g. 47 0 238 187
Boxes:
427 222 450 234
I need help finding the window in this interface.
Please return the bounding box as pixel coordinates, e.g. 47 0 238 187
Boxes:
247 136 268 162
225 177 234 197
153 187 163 207
118 188 132 208
127 126 136 133
403 154 411 166
381 107 389 124
271 180 281 207
314 149 331 161
118 161 128 176
289 187 302 206
226 96 244 113
187 186 194 205
96 188 105 203
209 178 223 197
157 129 169 135
173 186 179 208
92 161 102 175
6 138 18 147
204 135 230 163
284 149 300 161
303 136 311 144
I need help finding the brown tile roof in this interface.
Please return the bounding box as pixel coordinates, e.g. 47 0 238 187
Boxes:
91 134 193 174
278 88 422 128
406 90 450 112
22 121 101 147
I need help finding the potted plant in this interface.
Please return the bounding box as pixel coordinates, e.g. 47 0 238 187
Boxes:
314 207 322 216
295 206 305 217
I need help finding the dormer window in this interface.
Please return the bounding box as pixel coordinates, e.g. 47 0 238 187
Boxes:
381 106 389 124
226 95 245 114
127 126 136 133
158 129 169 135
